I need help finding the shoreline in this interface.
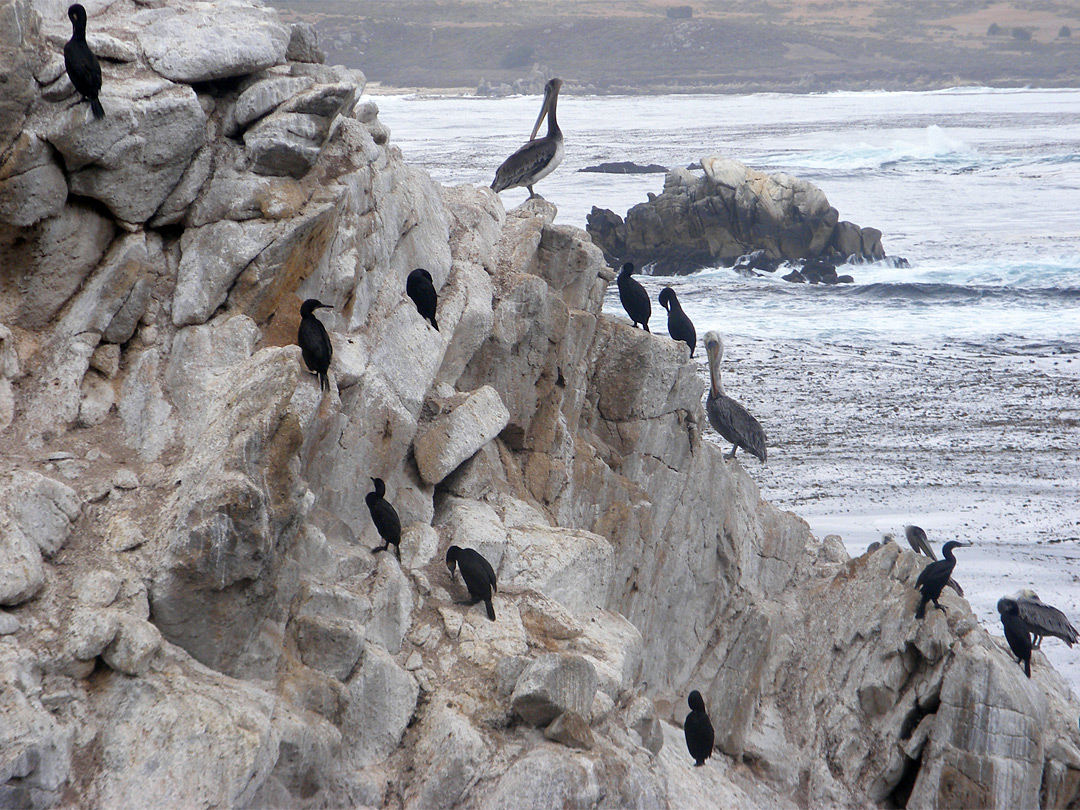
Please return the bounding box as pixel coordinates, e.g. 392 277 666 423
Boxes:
700 334 1080 692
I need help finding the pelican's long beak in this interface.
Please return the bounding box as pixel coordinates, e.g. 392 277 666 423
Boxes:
530 84 556 141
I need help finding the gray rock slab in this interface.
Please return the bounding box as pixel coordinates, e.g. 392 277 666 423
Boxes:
102 614 163 676
413 386 510 485
46 79 206 223
6 471 82 557
511 653 598 727
543 711 594 750
342 644 418 765
0 133 67 227
138 6 290 83
172 220 279 326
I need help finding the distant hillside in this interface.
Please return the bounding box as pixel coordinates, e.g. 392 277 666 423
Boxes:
270 0 1080 93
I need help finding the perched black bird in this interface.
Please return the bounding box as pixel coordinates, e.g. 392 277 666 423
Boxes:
684 690 714 767
617 262 650 331
64 4 104 119
998 598 1033 678
298 299 333 392
366 477 401 559
659 287 696 357
406 268 439 331
914 540 970 619
445 545 497 621
998 590 1079 649
904 525 964 596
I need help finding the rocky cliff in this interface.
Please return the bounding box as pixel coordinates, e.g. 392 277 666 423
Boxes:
2 0 1079 808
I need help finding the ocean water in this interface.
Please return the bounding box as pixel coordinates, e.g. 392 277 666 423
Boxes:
371 88 1080 687
371 87 1080 350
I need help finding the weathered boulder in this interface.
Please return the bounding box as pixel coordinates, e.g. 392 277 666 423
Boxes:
511 653 599 727
413 385 510 484
137 5 291 83
44 78 206 224
586 155 886 275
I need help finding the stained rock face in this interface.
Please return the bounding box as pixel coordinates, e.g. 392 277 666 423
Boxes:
586 155 887 275
0 0 1079 807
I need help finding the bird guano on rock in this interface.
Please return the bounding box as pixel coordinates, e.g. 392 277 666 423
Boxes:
491 78 564 199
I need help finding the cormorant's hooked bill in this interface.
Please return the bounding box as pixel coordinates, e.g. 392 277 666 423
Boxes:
367 477 401 560
658 287 696 357
445 545 497 621
65 4 104 119
684 690 714 767
617 262 651 332
406 268 439 331
914 540 970 619
298 299 333 393
491 78 565 199
703 331 767 463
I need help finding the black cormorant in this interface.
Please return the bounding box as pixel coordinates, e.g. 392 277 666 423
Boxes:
445 545 497 621
914 540 970 619
298 298 333 392
684 690 714 767
658 287 696 357
703 331 767 462
998 590 1078 649
904 525 964 596
491 78 564 199
406 268 439 331
998 598 1033 678
617 262 650 331
65 4 104 119
366 477 401 559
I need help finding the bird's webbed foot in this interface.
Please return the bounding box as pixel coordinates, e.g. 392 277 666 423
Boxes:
725 446 738 460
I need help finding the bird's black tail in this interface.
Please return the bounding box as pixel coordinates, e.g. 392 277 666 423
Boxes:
91 98 104 119
915 598 927 619
485 599 496 621
319 371 329 392
1024 658 1031 678
429 316 439 332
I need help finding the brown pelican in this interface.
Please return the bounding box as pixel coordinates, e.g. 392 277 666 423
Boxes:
904 525 963 596
703 331 767 462
998 590 1078 649
491 78 564 199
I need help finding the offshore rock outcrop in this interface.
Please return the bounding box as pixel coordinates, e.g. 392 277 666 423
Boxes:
586 156 886 275
1 0 1079 807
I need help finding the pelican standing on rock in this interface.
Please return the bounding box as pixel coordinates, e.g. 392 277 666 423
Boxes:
491 78 564 199
703 331 767 463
